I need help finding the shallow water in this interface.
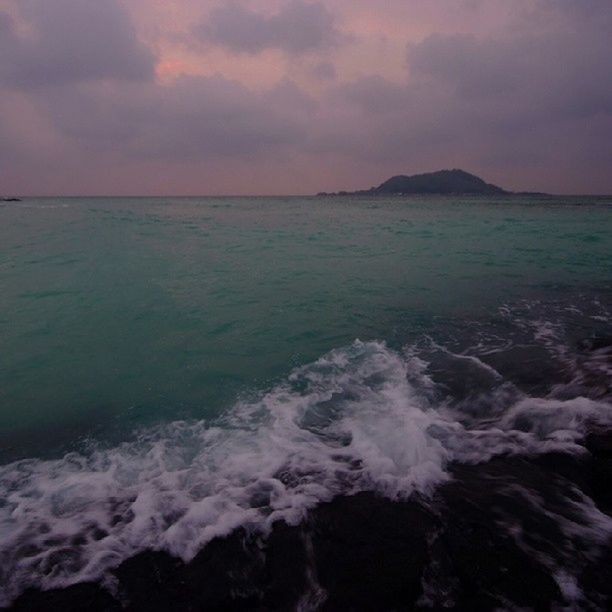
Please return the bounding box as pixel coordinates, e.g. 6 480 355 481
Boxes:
0 195 611 605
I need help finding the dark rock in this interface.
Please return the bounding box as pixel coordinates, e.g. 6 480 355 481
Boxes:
439 474 564 610
115 550 188 611
585 431 612 514
7 438 612 611
479 344 568 394
182 528 266 611
8 583 120 612
114 529 270 611
577 544 612 611
447 469 549 597
578 336 612 352
310 492 437 611
585 431 612 459
112 525 308 611
260 521 309 610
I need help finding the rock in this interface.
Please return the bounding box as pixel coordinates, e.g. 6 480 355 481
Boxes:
479 344 567 394
584 431 612 513
259 522 309 610
113 529 270 611
6 438 612 611
7 583 120 612
310 492 437 611
578 336 612 352
111 525 309 611
182 528 267 611
114 550 188 611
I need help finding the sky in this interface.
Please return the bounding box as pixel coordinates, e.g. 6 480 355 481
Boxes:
0 0 611 195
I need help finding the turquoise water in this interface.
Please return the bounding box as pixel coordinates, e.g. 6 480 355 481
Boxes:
1 195 610 459
1 195 612 603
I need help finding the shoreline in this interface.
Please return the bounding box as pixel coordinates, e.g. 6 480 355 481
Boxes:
6 431 612 611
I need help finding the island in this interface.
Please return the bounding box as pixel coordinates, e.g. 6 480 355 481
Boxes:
1 197 22 202
318 169 513 196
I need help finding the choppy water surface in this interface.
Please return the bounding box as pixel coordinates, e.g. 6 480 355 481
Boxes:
0 195 611 606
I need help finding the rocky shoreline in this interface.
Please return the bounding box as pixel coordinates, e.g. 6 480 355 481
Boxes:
6 429 612 612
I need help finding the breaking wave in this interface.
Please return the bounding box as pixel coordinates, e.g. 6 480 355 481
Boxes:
1 333 611 605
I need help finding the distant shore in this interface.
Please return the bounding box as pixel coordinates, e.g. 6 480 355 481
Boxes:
315 168 556 198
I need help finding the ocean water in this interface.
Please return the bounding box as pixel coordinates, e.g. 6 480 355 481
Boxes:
0 195 611 605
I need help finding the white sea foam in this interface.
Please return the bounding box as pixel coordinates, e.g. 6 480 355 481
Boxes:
1 339 611 605
0 341 446 602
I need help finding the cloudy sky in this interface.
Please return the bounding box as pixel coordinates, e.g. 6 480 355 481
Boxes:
1 0 611 195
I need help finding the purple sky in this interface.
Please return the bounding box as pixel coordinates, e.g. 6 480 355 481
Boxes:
1 0 611 195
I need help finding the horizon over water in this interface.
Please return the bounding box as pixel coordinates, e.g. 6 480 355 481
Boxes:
1 194 611 608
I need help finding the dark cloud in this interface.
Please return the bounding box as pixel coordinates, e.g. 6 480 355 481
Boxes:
197 1 341 55
410 29 612 117
0 0 610 194
336 76 410 114
38 75 312 161
0 0 155 88
312 61 337 81
0 11 12 36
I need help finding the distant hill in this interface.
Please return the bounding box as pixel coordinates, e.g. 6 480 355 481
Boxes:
318 169 510 196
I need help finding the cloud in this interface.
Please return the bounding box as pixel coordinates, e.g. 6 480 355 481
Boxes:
409 29 612 117
196 0 342 55
312 62 337 81
0 0 155 88
0 0 610 194
36 75 313 161
336 76 410 114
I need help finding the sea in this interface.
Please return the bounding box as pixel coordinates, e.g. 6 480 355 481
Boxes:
0 195 611 607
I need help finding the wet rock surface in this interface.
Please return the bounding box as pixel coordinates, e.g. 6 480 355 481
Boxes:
310 493 436 611
8 583 122 612
6 433 612 611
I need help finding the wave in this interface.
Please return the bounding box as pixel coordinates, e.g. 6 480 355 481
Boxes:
1 339 611 605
